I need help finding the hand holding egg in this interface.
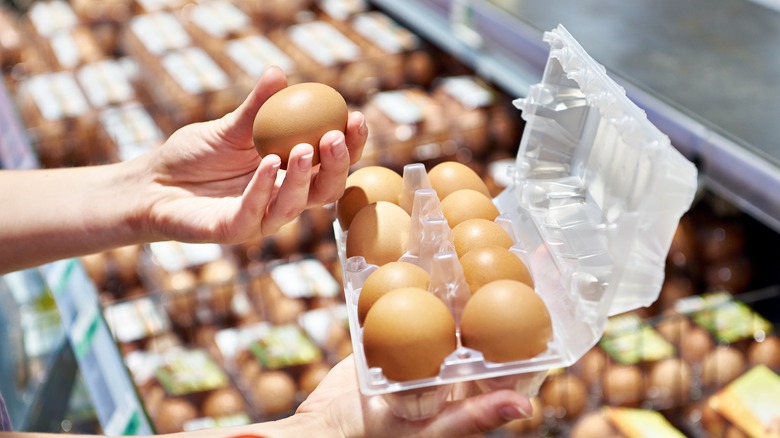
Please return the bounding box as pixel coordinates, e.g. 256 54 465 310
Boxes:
138 67 367 246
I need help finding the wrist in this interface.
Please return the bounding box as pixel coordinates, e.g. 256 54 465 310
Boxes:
113 152 161 244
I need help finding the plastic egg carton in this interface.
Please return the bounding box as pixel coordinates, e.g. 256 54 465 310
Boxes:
335 25 698 420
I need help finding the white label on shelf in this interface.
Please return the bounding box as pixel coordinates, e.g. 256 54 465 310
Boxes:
124 350 165 385
441 76 494 109
163 47 229 95
372 90 424 125
50 31 81 69
29 0 78 37
104 297 169 343
99 103 163 160
27 72 90 121
288 21 361 67
227 35 296 78
78 60 135 108
300 305 346 347
184 414 251 432
214 322 271 361
150 241 223 271
136 0 184 12
352 12 419 54
130 13 191 56
318 0 368 21
191 1 249 38
270 259 340 299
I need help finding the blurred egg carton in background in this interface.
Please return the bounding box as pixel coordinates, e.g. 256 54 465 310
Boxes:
336 25 698 420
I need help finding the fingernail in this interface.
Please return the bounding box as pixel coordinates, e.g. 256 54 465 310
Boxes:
329 132 347 158
357 112 367 135
266 155 281 175
299 150 314 170
499 404 530 421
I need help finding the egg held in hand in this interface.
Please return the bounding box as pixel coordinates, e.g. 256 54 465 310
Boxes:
362 287 457 382
460 279 552 363
253 82 348 169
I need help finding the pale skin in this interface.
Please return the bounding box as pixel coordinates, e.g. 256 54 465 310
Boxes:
0 67 531 437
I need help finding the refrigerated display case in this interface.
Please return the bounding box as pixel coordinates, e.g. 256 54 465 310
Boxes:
2 1 780 436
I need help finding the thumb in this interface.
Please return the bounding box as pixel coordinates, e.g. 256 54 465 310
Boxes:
221 66 288 142
424 389 533 437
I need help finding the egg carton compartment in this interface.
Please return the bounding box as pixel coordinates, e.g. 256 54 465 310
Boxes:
335 25 697 421
14 70 99 167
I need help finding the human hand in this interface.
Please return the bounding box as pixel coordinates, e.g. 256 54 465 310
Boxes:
133 66 367 245
294 356 533 438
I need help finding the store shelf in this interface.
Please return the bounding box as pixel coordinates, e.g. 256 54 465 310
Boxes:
372 0 780 234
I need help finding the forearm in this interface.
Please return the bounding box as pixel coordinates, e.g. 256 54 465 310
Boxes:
0 413 332 438
0 158 152 274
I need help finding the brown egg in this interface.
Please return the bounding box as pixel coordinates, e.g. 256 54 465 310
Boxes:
461 280 552 363
80 252 108 286
111 244 141 284
357 261 430 325
725 426 750 438
657 276 694 312
154 398 199 434
501 396 544 435
699 220 745 262
336 166 403 230
655 310 691 346
572 347 608 387
540 373 588 418
299 362 332 396
272 217 305 257
702 346 745 388
648 358 692 405
165 269 198 292
440 189 499 228
699 400 727 437
459 246 533 294
680 326 714 364
667 219 697 271
253 82 348 169
570 411 619 438
748 335 780 369
363 287 457 381
427 161 491 200
603 365 645 407
346 201 411 266
703 256 752 293
306 205 335 240
252 371 298 417
452 218 513 258
201 387 246 418
270 297 306 325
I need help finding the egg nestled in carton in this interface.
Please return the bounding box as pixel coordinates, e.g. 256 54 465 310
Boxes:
334 26 698 421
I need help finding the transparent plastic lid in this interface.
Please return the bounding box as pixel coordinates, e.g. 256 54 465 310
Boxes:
496 24 697 342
